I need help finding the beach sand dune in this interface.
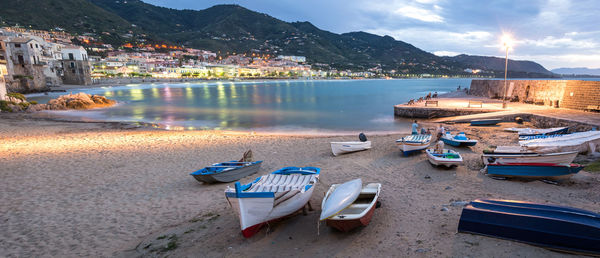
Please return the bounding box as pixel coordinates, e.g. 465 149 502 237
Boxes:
0 116 598 257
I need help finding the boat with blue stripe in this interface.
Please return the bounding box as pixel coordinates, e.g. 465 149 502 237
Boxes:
458 199 600 256
190 160 262 183
470 119 501 126
225 166 320 238
440 132 478 147
395 134 431 155
486 163 584 180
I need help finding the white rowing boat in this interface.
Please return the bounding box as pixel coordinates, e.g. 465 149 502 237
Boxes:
331 141 372 156
395 134 431 155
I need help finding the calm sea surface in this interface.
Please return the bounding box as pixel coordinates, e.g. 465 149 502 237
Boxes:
32 79 473 134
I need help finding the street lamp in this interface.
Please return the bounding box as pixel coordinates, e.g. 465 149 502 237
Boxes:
501 34 513 109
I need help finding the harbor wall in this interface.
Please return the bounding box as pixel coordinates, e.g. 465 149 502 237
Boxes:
469 79 600 110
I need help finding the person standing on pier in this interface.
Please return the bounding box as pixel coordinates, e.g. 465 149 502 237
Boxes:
412 120 419 135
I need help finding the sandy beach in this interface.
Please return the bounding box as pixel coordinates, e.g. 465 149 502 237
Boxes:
1 114 599 257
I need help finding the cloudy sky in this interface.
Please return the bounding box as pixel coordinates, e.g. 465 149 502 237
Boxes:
143 0 600 70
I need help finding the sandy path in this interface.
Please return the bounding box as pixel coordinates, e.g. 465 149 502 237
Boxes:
0 116 598 257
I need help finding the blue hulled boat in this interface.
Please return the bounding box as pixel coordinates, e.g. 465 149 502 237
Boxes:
470 119 501 126
190 161 263 183
518 126 569 137
440 132 478 147
486 163 583 180
458 199 600 256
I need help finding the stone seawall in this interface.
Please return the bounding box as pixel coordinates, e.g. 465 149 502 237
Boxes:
469 79 600 110
394 106 500 118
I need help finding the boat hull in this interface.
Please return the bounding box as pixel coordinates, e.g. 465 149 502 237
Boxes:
486 163 583 180
518 127 569 137
470 119 501 126
441 137 477 147
331 141 372 156
458 199 600 256
481 151 578 165
326 202 376 232
426 149 463 167
191 162 262 183
396 135 431 155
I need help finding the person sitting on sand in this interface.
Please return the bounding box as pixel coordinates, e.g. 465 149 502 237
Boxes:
412 120 419 135
421 127 427 135
425 92 431 100
434 140 445 154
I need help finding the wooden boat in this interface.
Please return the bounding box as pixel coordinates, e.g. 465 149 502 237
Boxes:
395 134 431 155
519 131 600 154
440 132 477 147
470 119 501 126
426 148 463 167
519 133 570 141
482 151 578 165
321 180 381 232
331 133 372 156
225 166 320 238
517 127 568 137
458 199 600 256
190 161 262 183
505 126 568 137
486 163 584 180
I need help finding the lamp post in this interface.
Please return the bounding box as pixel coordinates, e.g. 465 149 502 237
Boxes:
501 34 513 109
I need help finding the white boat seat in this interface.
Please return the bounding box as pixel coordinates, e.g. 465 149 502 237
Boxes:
246 174 316 193
360 188 378 194
348 203 370 209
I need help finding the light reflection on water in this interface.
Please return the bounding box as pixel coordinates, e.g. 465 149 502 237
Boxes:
30 79 472 133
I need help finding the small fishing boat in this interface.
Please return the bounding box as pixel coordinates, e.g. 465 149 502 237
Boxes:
518 127 568 137
482 151 578 165
426 148 463 167
440 132 478 147
470 119 501 126
331 133 371 156
504 126 568 136
519 131 600 154
190 161 263 183
321 179 381 232
225 166 320 238
486 163 584 180
395 134 431 155
518 133 570 141
458 199 600 256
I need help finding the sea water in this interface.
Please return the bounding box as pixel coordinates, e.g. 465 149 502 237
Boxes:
30 78 472 134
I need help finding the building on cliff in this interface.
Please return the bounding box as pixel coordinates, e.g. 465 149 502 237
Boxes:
60 45 91 85
2 37 48 93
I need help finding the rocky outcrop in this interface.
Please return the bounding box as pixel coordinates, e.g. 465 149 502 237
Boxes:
46 93 116 110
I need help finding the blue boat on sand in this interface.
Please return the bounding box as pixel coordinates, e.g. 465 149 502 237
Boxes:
440 132 478 147
458 199 600 256
470 119 501 126
486 163 584 180
190 161 263 183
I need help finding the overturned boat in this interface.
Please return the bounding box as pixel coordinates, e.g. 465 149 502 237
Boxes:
470 119 501 126
486 163 584 180
458 199 600 256
321 179 382 232
505 126 569 137
225 166 319 238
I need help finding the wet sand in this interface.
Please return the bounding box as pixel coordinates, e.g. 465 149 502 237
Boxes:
0 114 598 257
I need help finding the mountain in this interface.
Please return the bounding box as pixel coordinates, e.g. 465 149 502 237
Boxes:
0 0 553 76
0 0 141 44
551 67 600 76
446 54 554 77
